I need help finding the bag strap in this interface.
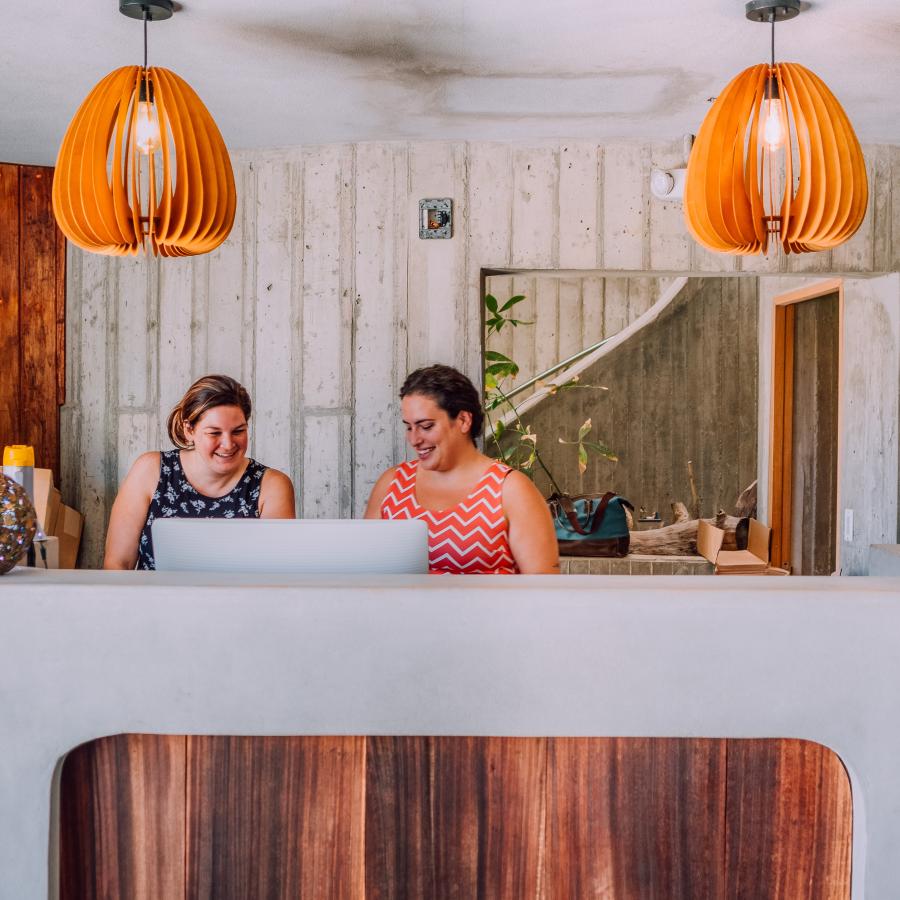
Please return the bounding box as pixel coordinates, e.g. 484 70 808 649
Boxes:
554 491 617 536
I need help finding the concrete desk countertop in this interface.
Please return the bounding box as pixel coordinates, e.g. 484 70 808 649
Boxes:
1 569 899 898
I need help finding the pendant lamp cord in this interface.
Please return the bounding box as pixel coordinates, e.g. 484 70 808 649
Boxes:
770 11 775 67
143 7 149 70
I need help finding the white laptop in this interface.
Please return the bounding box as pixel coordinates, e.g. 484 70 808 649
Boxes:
151 518 428 574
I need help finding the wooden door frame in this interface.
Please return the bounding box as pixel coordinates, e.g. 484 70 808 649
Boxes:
769 279 844 572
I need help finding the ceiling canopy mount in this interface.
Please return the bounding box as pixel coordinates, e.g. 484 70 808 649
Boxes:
118 0 174 22
745 0 801 24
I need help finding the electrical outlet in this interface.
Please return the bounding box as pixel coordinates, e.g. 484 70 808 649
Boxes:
844 508 854 543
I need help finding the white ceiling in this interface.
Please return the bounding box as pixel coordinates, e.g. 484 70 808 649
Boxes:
3 0 899 166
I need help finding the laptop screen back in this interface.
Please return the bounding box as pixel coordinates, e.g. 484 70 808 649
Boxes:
151 518 429 574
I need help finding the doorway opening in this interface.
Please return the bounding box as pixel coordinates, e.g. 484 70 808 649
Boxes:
769 279 842 574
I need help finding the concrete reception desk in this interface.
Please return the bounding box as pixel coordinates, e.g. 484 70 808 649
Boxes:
2 569 899 898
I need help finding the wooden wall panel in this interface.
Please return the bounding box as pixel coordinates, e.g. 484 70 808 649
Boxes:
59 734 186 900
0 165 20 445
0 163 65 481
60 735 851 900
725 739 852 900
365 736 546 900
19 166 58 471
185 736 365 900
545 738 726 900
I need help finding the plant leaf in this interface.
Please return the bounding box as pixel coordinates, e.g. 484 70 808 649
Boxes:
578 444 588 474
484 350 515 363
493 420 505 440
484 294 498 313
499 294 527 312
582 440 618 461
485 361 519 379
578 418 592 441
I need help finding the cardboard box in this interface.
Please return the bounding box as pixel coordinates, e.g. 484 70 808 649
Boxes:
16 536 60 569
52 504 83 569
32 468 62 536
698 518 788 575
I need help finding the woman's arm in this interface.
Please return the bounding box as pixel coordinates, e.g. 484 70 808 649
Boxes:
258 469 296 518
364 468 398 519
103 452 161 570
503 470 560 574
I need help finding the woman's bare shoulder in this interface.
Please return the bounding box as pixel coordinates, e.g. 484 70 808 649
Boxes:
364 465 401 518
125 451 162 489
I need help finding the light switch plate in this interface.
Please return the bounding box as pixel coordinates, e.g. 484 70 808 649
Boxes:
419 199 452 239
844 508 853 542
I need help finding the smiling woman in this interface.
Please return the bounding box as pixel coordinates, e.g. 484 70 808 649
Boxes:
365 364 558 574
103 375 296 570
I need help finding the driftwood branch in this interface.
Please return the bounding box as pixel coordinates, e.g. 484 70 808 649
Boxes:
671 501 690 523
734 480 758 518
629 510 740 556
628 481 757 556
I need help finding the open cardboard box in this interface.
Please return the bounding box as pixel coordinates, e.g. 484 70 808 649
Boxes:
33 467 62 536
697 518 789 576
29 468 83 569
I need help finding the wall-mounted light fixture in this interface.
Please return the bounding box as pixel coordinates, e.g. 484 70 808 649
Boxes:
684 0 867 256
52 0 236 257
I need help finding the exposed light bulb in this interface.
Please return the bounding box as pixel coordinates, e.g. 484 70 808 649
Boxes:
763 98 785 151
135 100 161 155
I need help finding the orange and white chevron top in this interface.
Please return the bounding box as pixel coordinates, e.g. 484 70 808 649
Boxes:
380 460 518 575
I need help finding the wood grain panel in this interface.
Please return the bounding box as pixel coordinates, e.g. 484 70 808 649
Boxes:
59 734 186 900
20 166 60 476
726 738 852 900
186 735 365 900
60 735 851 900
365 736 546 900
546 738 726 900
0 164 20 444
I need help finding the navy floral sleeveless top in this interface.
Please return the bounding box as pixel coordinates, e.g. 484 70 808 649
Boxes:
137 449 267 570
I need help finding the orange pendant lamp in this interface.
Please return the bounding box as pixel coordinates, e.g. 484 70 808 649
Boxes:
52 1 235 257
684 0 867 256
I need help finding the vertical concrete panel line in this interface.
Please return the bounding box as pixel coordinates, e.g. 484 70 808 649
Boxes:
460 145 474 379
506 144 515 270
149 257 160 414
290 157 304 517
552 145 561 270
347 143 359 517
242 163 254 390
64 247 83 511
105 259 119 530
595 146 604 269
393 143 411 466
403 141 413 390
641 145 653 272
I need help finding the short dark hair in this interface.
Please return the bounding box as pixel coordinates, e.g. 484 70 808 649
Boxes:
167 374 252 449
400 365 483 445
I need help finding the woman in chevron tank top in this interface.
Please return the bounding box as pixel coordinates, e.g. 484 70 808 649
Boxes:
365 365 559 575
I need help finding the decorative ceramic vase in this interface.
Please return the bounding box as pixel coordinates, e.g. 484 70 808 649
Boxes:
0 473 37 574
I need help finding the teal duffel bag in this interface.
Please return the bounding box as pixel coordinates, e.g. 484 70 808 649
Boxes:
548 491 634 557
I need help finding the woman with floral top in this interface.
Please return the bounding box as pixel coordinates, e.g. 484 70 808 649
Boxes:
103 374 295 570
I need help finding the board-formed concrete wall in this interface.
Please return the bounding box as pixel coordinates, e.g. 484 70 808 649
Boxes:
510 277 759 521
62 141 900 568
